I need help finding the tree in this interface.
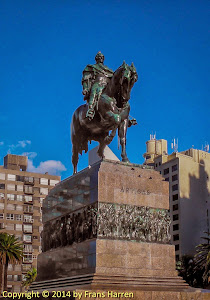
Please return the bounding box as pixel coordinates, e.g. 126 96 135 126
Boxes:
0 233 23 291
194 232 210 285
22 267 37 290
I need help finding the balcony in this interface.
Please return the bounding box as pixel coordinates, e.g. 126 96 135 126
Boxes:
23 218 34 223
24 177 34 186
24 187 34 195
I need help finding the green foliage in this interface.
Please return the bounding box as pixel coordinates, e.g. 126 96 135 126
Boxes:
22 267 37 289
0 232 23 291
176 233 210 288
0 233 23 264
194 233 210 284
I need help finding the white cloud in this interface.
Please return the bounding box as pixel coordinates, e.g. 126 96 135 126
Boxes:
27 159 66 176
22 152 37 159
0 142 4 146
9 140 31 150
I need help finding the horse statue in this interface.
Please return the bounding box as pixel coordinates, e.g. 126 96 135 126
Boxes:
71 61 138 174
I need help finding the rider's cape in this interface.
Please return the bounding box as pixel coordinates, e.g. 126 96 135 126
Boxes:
82 63 114 95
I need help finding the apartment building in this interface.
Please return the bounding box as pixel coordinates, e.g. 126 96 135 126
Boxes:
143 138 210 260
0 154 60 292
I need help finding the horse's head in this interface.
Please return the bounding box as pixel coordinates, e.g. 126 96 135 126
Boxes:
114 61 138 106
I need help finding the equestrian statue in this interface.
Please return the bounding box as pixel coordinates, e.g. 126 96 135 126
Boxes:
71 51 138 174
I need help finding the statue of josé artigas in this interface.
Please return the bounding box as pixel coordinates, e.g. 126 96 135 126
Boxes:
71 51 138 173
82 51 114 120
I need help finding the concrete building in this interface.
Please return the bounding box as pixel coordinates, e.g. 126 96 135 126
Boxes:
144 138 210 260
0 154 60 292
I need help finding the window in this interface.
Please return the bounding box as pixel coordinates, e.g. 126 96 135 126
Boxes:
8 174 16 181
6 213 14 220
172 174 178 181
16 195 23 201
16 185 23 192
24 205 33 213
0 213 3 219
7 194 15 201
173 194 178 201
173 224 179 231
0 192 4 199
23 224 32 233
40 187 48 195
173 214 179 221
14 265 21 271
23 235 32 243
165 178 169 182
16 205 23 211
159 162 161 166
173 234 179 241
176 255 179 261
23 253 33 263
24 244 33 252
0 223 5 229
15 214 22 221
6 223 14 230
24 214 33 223
40 178 48 185
14 275 22 281
50 179 59 186
164 168 169 175
172 164 178 172
0 184 5 189
7 184 15 191
0 173 5 180
24 186 33 194
8 264 13 271
7 203 15 210
173 204 178 211
0 203 4 209
24 195 33 203
32 254 37 260
172 184 178 191
7 275 13 281
24 176 34 184
22 264 32 272
16 224 22 231
15 234 22 241
175 244 180 251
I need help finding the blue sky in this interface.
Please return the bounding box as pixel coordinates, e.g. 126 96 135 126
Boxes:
0 0 209 179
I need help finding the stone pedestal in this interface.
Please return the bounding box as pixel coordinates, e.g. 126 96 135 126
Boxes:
30 160 207 299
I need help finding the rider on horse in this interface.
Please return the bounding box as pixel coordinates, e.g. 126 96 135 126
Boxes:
82 51 114 120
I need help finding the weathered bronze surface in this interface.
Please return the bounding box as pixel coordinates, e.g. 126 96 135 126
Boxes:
71 52 138 173
41 202 170 252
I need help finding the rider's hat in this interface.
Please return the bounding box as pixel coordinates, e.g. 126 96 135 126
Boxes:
95 51 104 61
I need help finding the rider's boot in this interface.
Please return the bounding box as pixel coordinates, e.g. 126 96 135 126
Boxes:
86 104 95 120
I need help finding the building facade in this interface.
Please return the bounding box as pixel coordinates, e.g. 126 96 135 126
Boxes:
0 154 60 292
144 139 210 260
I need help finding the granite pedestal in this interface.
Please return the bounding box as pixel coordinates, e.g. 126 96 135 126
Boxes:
30 160 207 299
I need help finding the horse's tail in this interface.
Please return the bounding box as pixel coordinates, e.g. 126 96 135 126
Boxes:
71 105 88 173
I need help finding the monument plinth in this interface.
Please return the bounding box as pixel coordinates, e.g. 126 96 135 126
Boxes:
30 160 202 297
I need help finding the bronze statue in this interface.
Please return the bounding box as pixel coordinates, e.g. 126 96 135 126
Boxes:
82 51 114 120
71 53 138 173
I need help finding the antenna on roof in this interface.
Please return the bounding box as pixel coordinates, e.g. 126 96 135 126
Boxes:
171 138 178 153
150 133 156 140
204 142 209 152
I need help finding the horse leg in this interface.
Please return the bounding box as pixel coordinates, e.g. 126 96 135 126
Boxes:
97 140 106 159
119 119 129 162
104 126 118 144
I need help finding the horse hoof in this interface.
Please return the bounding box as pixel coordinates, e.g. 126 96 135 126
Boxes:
122 158 130 163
